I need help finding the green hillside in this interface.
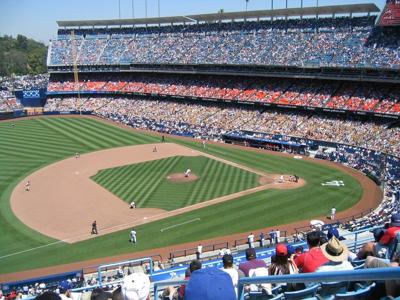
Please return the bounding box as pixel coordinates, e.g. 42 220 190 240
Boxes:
0 35 47 76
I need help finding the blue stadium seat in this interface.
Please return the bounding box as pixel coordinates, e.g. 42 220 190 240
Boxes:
283 284 320 299
319 281 349 298
334 282 376 299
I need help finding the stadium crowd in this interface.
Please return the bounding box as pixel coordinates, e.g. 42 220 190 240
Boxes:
44 97 400 156
0 74 48 111
49 16 400 69
47 74 400 115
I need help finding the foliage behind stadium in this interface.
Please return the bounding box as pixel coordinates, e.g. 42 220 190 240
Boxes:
0 35 47 76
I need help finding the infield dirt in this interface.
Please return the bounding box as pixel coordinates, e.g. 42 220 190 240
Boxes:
11 142 302 244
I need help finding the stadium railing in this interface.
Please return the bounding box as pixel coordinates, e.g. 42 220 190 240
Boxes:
153 268 400 300
97 257 154 285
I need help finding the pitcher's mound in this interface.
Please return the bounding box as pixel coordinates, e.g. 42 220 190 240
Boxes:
167 173 199 183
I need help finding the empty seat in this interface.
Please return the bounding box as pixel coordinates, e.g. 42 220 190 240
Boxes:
283 284 320 300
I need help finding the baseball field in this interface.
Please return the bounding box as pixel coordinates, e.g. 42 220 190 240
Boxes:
0 116 380 280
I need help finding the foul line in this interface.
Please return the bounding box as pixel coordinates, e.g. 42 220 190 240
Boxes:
160 218 200 232
0 240 65 260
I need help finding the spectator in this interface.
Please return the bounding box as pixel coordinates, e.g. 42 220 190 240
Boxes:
239 248 271 295
178 260 202 300
317 237 354 272
294 231 329 273
91 289 112 300
221 254 239 296
185 267 236 300
58 280 73 300
269 243 301 291
121 273 150 300
35 292 61 300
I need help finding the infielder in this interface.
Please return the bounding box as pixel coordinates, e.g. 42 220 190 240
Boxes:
184 169 191 177
91 220 98 235
130 228 137 244
25 180 30 192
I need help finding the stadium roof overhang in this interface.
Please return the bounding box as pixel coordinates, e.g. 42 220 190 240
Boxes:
57 3 380 28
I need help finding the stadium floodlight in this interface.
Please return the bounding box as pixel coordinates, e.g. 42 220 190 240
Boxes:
132 0 135 18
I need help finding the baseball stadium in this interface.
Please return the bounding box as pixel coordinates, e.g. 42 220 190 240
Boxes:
0 0 400 299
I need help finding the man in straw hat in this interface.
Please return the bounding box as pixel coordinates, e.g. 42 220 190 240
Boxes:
316 236 354 272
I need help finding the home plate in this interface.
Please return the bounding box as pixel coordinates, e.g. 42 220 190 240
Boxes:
143 217 148 220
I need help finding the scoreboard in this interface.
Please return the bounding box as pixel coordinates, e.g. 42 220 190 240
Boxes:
14 88 47 107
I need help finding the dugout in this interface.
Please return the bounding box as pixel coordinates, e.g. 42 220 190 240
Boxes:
222 133 307 154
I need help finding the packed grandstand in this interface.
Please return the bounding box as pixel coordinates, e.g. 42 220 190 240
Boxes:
1 0 400 299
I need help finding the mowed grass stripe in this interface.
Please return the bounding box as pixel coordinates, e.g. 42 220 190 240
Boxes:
92 156 180 206
78 118 158 145
134 158 181 205
94 156 261 210
221 164 237 195
115 159 170 200
53 119 115 149
49 117 122 149
36 118 99 150
131 157 181 204
64 119 128 148
101 163 140 191
184 157 215 205
77 118 152 146
194 160 222 203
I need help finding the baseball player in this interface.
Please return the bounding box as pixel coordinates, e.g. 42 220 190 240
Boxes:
130 228 137 244
184 169 191 177
25 180 30 192
91 220 98 235
153 146 157 152
130 201 136 209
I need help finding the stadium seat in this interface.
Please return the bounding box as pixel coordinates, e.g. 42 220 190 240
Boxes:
283 284 320 299
334 282 376 299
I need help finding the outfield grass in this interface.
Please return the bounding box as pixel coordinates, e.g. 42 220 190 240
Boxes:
0 117 363 275
92 156 260 210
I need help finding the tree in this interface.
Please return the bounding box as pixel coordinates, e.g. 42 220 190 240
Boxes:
16 34 28 50
0 35 47 76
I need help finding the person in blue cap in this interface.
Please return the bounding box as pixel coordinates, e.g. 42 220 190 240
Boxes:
185 267 236 300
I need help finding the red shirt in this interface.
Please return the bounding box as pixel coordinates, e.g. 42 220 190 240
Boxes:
379 227 400 245
294 247 329 273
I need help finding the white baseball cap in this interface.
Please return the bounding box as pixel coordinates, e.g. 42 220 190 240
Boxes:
122 273 150 300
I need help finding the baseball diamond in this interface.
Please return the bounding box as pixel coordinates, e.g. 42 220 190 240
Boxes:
0 116 380 279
